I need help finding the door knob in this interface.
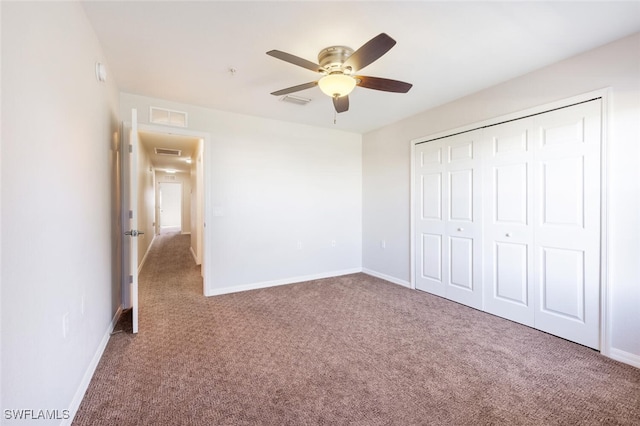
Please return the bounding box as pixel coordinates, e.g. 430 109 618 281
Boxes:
457 227 464 231
506 233 512 237
124 230 145 237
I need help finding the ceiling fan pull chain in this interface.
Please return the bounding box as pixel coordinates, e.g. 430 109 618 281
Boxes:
334 109 337 125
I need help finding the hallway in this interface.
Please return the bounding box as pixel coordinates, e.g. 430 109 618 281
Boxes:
74 232 204 424
137 232 203 331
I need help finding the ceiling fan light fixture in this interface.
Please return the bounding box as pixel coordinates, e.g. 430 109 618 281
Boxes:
318 74 356 98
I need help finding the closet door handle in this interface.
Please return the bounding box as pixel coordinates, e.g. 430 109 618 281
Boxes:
457 227 464 231
506 233 512 237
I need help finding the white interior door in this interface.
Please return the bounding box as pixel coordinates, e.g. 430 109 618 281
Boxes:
159 182 182 231
483 118 535 326
533 100 601 349
122 109 140 333
415 131 483 309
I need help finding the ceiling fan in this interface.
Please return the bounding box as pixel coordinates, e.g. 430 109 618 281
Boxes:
267 33 412 114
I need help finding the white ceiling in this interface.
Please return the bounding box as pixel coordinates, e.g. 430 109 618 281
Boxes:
139 131 200 174
82 1 640 134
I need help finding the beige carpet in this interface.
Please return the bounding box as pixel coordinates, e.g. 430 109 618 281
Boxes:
74 232 640 425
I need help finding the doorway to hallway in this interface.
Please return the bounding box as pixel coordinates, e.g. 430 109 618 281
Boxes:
120 117 210 332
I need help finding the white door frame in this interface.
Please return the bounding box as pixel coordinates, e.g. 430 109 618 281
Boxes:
135 123 211 297
410 88 611 355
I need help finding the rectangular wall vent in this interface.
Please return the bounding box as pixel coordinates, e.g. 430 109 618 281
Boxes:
154 147 182 156
150 107 188 128
280 95 311 106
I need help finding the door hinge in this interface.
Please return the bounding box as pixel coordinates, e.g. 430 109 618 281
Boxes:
129 275 133 284
129 144 133 153
129 210 133 219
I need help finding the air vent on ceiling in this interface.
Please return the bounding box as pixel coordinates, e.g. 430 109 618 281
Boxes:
150 107 188 127
154 147 182 156
280 95 311 106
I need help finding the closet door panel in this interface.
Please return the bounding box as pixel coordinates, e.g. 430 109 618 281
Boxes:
449 236 473 290
494 163 528 224
449 169 473 221
444 133 483 309
494 242 529 305
421 172 442 220
483 119 535 326
539 247 586 321
541 156 584 228
415 141 447 296
533 100 601 349
415 131 482 310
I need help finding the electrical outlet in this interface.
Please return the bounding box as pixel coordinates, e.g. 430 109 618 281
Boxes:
297 241 303 250
331 240 336 247
62 313 69 339
381 239 386 249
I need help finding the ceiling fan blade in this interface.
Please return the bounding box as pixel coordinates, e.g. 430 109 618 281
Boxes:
270 81 318 96
343 33 396 72
356 76 413 93
333 95 349 113
266 50 325 73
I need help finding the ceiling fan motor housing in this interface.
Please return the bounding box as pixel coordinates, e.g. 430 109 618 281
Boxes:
318 46 354 73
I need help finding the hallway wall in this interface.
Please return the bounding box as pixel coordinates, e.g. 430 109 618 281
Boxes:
190 140 204 264
137 144 156 268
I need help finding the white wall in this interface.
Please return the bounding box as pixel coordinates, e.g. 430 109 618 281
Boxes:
121 93 362 294
0 0 4 407
1 2 121 424
363 33 640 363
190 140 204 264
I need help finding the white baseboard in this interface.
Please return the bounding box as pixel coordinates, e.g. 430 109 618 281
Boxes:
362 268 412 288
138 234 156 274
608 348 640 369
205 268 362 296
189 246 200 265
64 306 123 426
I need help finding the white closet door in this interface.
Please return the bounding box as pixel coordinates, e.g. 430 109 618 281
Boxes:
415 131 483 309
445 133 483 309
413 99 601 349
533 100 601 349
415 139 446 296
482 118 535 326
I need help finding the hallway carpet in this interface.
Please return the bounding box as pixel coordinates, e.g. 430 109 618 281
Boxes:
73 232 640 425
